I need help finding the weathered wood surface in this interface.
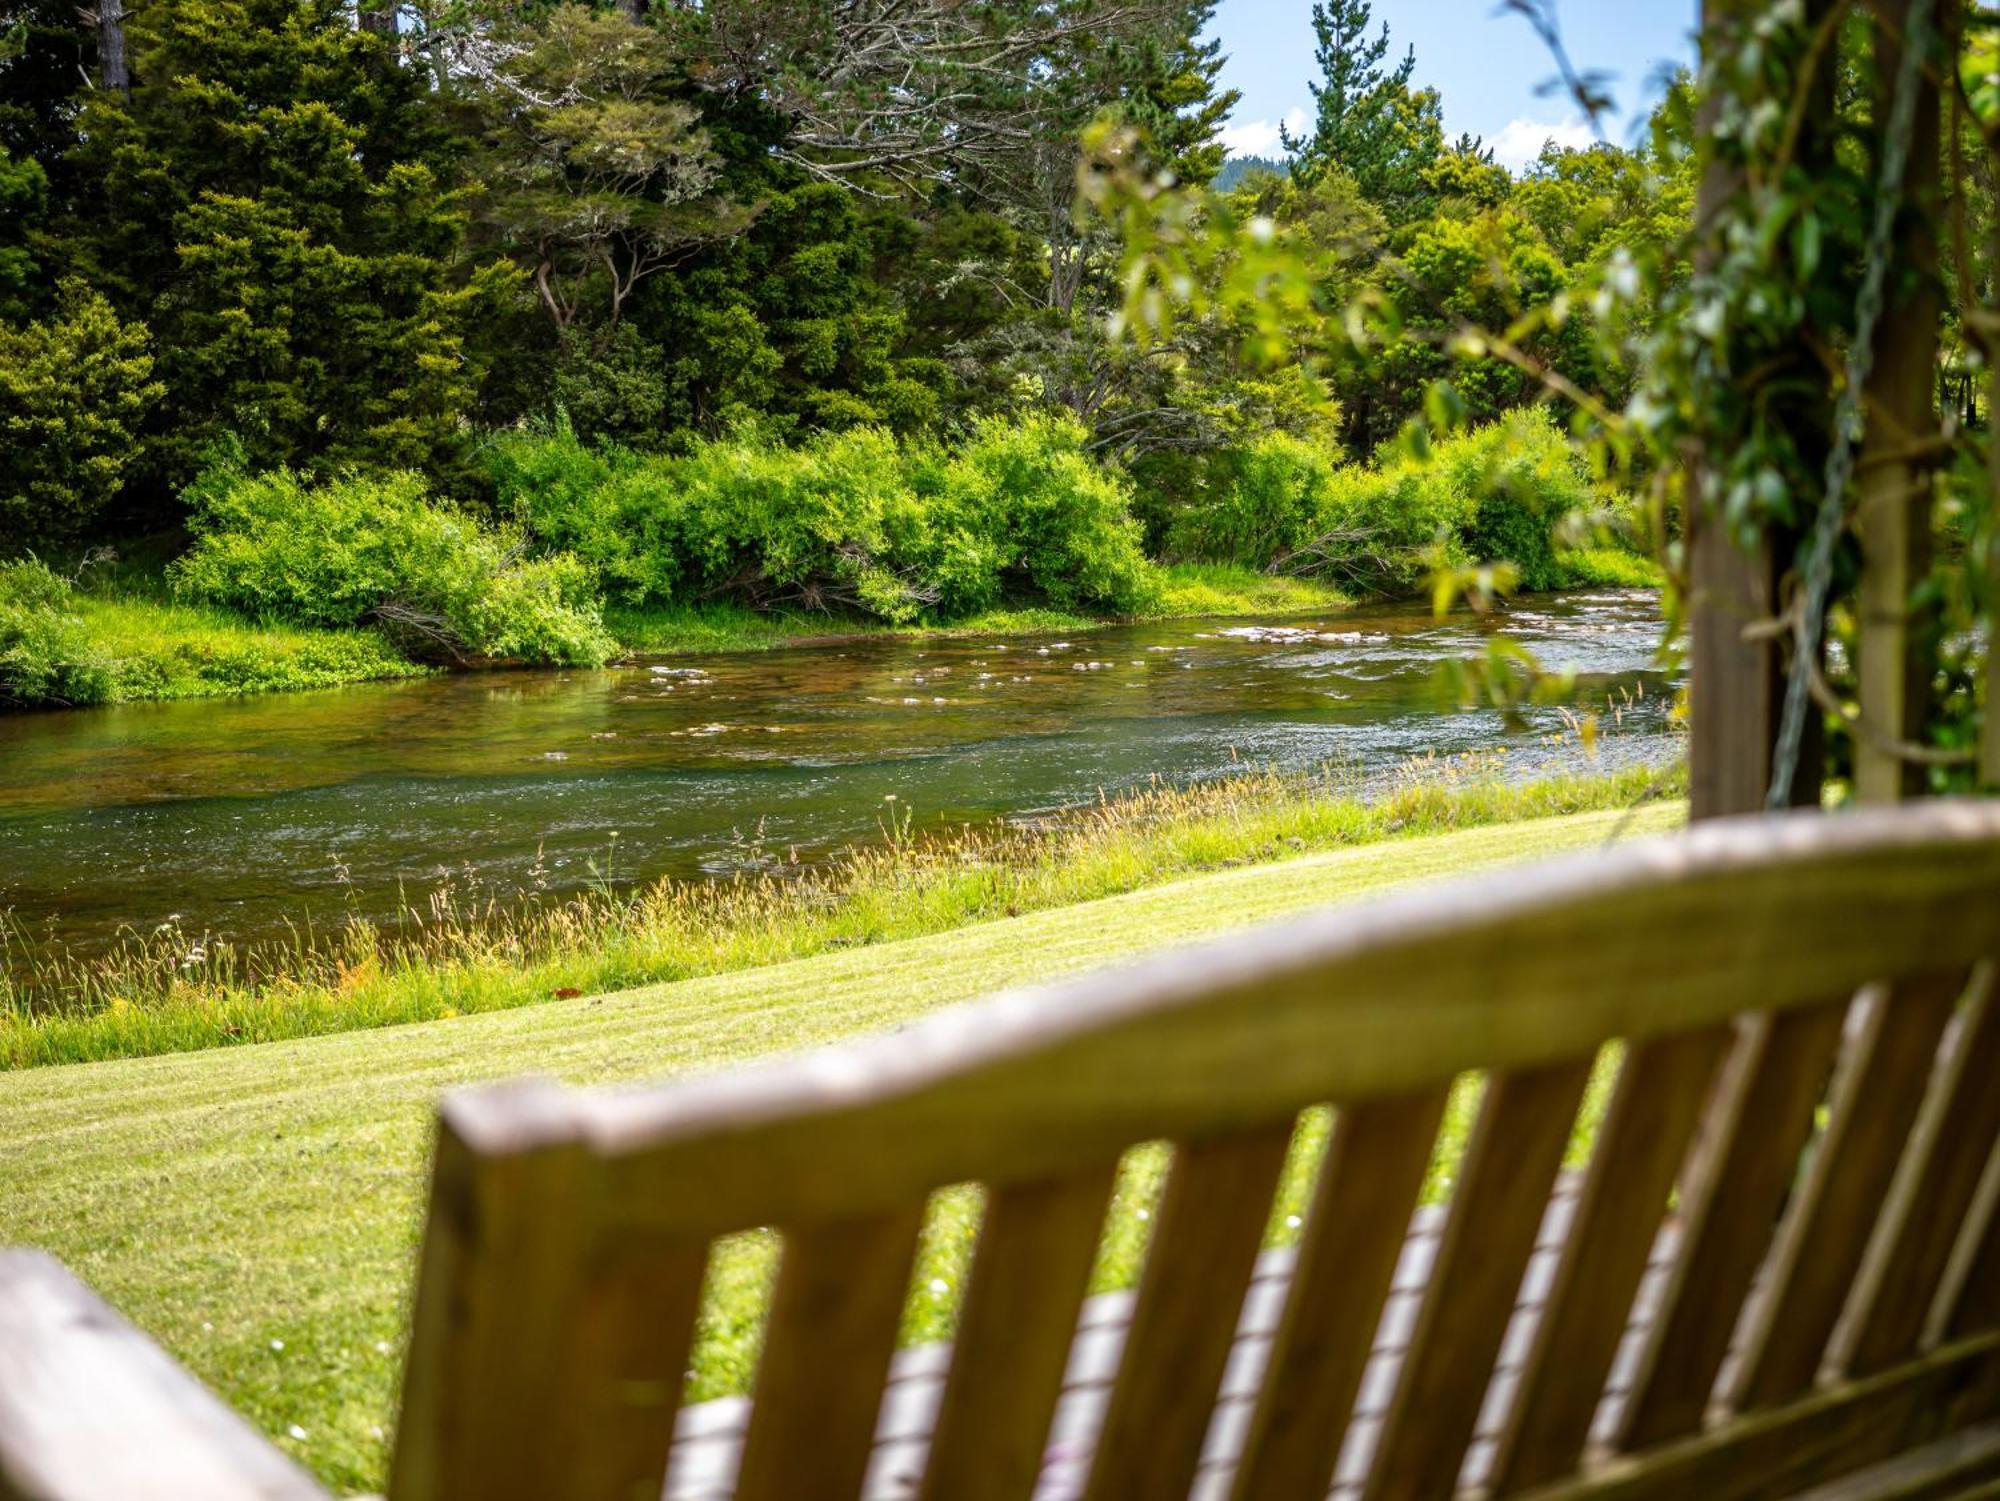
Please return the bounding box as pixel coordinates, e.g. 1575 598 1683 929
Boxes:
915 1165 1115 1501
1361 1059 1595 1501
1615 1000 1850 1448
1491 1027 1732 1493
441 802 2000 1241
403 801 2000 1501
732 1207 924 1501
0 1250 331 1501
1081 1122 1295 1500
11 803 2000 1501
1228 1088 1450 1501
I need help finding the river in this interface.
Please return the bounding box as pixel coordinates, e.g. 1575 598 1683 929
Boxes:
0 590 1677 967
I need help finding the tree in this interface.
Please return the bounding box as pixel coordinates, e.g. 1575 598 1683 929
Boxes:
471 5 730 332
0 280 161 545
69 0 510 490
1283 0 1444 224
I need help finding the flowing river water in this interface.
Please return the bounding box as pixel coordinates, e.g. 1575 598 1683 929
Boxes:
0 589 1677 969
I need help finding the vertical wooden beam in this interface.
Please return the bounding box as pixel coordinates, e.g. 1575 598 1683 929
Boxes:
1686 0 1832 819
1854 0 1943 805
918 1165 1118 1501
1986 228 2000 792
1359 1059 1595 1501
1230 1089 1453 1501
733 1206 927 1501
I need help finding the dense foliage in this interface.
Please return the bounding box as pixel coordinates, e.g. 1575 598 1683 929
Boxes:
173 453 613 665
0 559 113 707
490 415 1157 621
0 0 1684 705
1171 409 1618 594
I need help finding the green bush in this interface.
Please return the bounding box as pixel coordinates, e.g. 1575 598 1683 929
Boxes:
0 559 114 708
1167 433 1340 566
489 413 1157 623
1443 409 1598 592
1172 409 1616 596
171 455 614 667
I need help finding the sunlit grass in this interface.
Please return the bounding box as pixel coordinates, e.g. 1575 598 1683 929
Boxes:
69 594 428 701
0 758 1683 1069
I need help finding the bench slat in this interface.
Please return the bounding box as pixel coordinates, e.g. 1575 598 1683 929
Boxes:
1939 1143 2000 1341
555 1237 709 1501
1080 1121 1294 1500
1490 1025 1733 1494
1836 965 2000 1376
1228 1087 1450 1501
1359 1057 1594 1501
1615 999 1849 1448
915 1164 1116 1501
732 1207 924 1501
579 807 2000 1241
1729 970 1965 1410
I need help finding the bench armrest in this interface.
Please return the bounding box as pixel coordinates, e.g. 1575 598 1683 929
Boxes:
0 1250 331 1501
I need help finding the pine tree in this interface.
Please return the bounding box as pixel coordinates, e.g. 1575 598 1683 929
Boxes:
1283 0 1444 222
1117 0 1240 189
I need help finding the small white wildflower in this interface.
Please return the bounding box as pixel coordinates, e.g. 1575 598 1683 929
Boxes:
270 1338 284 1352
1285 1215 1303 1230
288 1425 308 1442
928 1278 949 1296
1135 1208 1150 1222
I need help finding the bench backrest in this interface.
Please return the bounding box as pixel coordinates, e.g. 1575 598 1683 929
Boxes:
388 801 2000 1501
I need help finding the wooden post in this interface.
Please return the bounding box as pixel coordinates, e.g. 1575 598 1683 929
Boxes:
1854 0 1943 807
1987 275 2000 791
1686 0 1832 819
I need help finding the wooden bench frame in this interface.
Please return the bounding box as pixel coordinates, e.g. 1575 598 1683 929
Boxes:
6 800 2000 1501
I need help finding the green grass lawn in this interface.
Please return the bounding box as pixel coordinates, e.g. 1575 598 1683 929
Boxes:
0 801 1680 1494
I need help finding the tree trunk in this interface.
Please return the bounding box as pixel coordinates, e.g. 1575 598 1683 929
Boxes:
98 0 130 95
1686 0 1832 819
359 1 396 43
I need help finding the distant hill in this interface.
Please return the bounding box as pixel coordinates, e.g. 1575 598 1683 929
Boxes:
1214 155 1289 191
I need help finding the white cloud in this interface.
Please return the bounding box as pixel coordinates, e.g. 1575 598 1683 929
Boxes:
1488 116 1599 172
1219 107 1309 161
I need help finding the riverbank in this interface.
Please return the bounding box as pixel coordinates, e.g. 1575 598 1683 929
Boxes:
6 550 1661 709
4 560 1356 709
1 760 1682 1068
0 798 1677 1493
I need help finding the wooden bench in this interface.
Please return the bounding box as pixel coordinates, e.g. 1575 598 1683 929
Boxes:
6 801 2000 1501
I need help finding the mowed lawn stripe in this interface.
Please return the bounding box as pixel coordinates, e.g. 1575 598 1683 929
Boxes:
0 803 1680 1493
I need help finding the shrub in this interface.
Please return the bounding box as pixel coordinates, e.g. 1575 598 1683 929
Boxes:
1442 408 1597 592
920 415 1158 615
0 559 115 708
1167 433 1339 566
1171 409 1613 596
0 282 162 546
489 413 1158 622
172 454 614 667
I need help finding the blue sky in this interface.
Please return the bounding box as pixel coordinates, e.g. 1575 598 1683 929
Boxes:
1207 0 1699 169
